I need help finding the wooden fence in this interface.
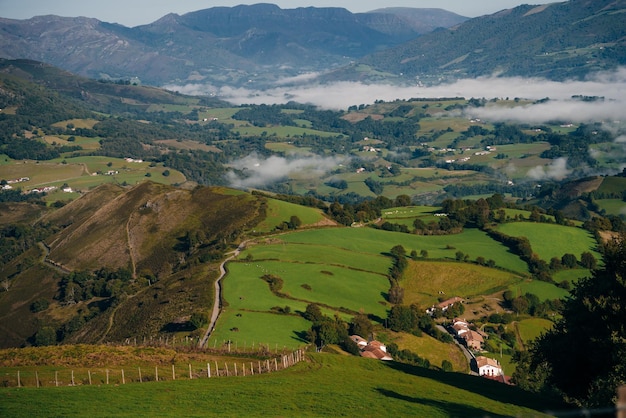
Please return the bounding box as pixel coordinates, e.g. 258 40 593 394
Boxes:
1 349 305 388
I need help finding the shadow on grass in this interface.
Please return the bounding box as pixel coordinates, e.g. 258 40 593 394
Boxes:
291 330 309 344
375 387 502 418
381 361 567 413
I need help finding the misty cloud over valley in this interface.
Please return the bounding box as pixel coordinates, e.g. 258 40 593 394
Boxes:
167 67 626 125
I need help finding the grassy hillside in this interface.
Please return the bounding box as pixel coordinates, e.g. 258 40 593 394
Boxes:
0 182 269 348
0 351 564 417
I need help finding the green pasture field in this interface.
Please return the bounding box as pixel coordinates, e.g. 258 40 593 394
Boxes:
0 156 185 195
552 268 591 284
508 279 569 301
233 124 340 138
209 310 310 350
252 198 327 232
198 107 241 120
279 227 529 274
242 243 391 275
224 260 389 318
51 118 100 129
381 206 443 228
496 222 600 262
146 103 196 113
265 142 312 154
0 161 83 187
382 206 441 218
492 142 551 158
516 318 553 343
292 118 312 127
595 198 626 216
419 117 473 134
0 353 561 417
386 331 469 373
401 261 524 307
383 183 444 199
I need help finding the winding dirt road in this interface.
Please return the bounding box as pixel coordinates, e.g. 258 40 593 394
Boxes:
198 241 247 348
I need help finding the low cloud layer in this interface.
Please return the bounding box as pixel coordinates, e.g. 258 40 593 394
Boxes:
226 153 344 188
165 67 626 125
527 157 571 180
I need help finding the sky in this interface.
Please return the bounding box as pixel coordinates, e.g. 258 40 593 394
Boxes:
0 0 557 27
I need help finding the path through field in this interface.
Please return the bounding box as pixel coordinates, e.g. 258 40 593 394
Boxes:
198 241 248 348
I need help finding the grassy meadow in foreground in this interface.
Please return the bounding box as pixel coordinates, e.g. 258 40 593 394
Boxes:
0 353 563 418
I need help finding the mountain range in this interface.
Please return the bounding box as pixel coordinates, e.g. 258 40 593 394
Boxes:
0 0 625 88
0 4 465 88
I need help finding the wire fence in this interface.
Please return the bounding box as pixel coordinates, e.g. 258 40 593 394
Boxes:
1 348 305 388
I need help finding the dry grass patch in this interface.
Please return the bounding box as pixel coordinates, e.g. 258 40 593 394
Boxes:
401 261 522 308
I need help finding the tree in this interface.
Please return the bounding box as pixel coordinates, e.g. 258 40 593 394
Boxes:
190 312 208 329
303 303 323 323
350 313 373 338
288 215 302 229
34 327 57 346
561 253 577 268
580 251 597 269
515 235 626 407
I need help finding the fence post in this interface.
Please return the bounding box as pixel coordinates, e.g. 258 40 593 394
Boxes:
250 362 254 375
106 369 109 385
274 358 278 371
207 363 211 378
155 366 159 382
17 371 21 388
242 364 245 377
138 367 142 383
88 370 92 385
36 371 40 388
225 363 229 377
234 363 238 377
618 385 626 418
71 370 75 386
55 371 58 387
172 364 175 381
189 364 192 380
121 369 125 385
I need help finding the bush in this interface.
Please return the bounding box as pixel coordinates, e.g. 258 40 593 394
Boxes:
30 298 50 313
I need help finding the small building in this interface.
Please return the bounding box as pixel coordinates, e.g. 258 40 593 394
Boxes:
476 356 502 377
351 335 393 361
462 330 484 351
426 296 464 316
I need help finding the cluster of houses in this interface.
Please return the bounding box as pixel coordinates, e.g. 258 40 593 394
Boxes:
350 335 393 361
451 318 486 351
1 177 30 190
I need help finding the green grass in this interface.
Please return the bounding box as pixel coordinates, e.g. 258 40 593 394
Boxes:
0 353 562 417
595 198 626 216
516 318 553 343
402 261 523 307
552 268 591 284
252 198 327 232
597 176 626 194
497 222 600 261
508 280 569 301
280 227 529 273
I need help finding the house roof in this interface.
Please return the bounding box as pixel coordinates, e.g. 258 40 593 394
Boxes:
361 348 392 361
476 356 500 369
350 335 368 346
463 330 484 343
437 296 464 309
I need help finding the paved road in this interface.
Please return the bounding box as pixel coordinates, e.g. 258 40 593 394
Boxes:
436 324 478 375
198 241 247 348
